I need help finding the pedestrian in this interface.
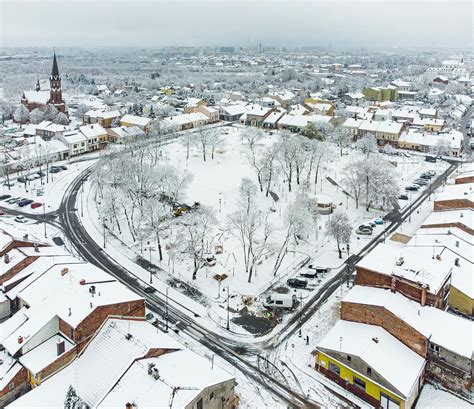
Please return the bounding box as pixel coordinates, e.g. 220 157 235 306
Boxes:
306 335 309 345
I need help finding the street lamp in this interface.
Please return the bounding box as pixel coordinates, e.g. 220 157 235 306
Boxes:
43 203 47 238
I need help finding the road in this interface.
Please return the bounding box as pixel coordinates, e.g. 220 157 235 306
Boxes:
460 106 473 159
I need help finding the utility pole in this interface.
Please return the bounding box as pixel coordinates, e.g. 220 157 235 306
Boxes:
226 285 230 330
165 286 169 333
103 222 106 249
43 203 47 238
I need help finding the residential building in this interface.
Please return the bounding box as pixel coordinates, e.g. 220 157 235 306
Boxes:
268 91 295 108
120 114 153 133
9 318 236 409
316 320 425 409
56 131 88 158
421 209 473 236
34 121 67 141
355 243 452 308
434 183 473 211
239 104 273 127
83 109 121 128
79 124 107 151
363 86 398 102
106 126 145 144
185 105 219 123
391 80 412 92
397 130 463 157
219 104 247 122
341 286 472 399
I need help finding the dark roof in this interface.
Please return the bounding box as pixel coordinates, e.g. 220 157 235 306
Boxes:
51 51 60 78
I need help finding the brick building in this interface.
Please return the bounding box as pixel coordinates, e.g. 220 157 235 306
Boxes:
341 286 473 399
9 318 237 409
21 51 67 114
420 209 473 236
355 244 452 309
433 183 473 212
0 258 144 407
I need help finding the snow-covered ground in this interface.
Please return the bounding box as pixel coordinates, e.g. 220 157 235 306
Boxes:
415 384 472 408
79 125 449 336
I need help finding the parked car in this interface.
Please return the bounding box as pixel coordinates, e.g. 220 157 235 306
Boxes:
145 312 158 326
17 176 27 183
405 185 419 191
31 202 42 209
0 194 11 201
425 170 436 176
356 228 373 235
7 197 21 204
425 156 436 163
18 199 33 207
263 293 295 309
50 167 61 173
37 171 46 177
144 286 157 294
14 216 27 223
373 218 384 225
358 224 373 232
398 194 409 200
420 173 432 179
287 278 308 289
59 165 68 170
300 270 318 279
414 179 428 186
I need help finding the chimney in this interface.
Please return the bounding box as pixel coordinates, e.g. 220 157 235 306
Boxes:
148 362 155 375
18 336 23 344
34 244 39 253
421 286 427 306
126 404 133 409
79 279 86 285
372 337 379 343
56 338 65 356
390 276 397 293
68 307 72 316
61 267 69 276
4 254 10 264
454 258 460 267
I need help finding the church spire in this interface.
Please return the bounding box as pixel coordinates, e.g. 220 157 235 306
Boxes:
51 50 60 79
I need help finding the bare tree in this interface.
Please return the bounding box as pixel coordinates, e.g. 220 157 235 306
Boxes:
331 126 351 156
355 133 377 157
239 177 258 215
30 108 45 124
178 206 217 280
326 209 352 259
276 134 298 192
207 128 224 159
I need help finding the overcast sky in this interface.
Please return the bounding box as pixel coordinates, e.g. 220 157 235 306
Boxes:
0 0 472 49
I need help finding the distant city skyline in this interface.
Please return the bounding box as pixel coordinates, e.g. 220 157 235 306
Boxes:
0 0 472 50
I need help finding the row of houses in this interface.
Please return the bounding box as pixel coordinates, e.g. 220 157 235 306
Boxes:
0 224 236 408
315 165 474 408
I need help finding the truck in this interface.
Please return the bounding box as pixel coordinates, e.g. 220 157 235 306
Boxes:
262 293 295 309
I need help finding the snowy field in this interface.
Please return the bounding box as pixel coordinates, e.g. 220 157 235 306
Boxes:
79 125 448 335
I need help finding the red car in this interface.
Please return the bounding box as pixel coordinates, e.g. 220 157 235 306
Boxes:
31 202 42 209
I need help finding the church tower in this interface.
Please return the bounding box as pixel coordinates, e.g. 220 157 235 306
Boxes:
48 50 67 113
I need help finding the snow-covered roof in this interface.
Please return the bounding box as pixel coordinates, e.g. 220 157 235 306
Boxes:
79 124 107 139
108 125 144 139
435 182 474 203
23 90 50 105
391 79 411 88
219 104 247 116
63 131 87 144
342 118 363 129
416 383 472 409
36 120 67 133
421 209 473 232
398 130 463 150
85 109 121 120
356 243 452 293
317 320 425 398
412 117 444 128
1 260 143 356
418 108 437 117
263 111 285 125
121 114 152 127
343 286 472 359
375 121 403 134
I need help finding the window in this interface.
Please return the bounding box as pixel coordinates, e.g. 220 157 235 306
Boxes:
353 376 366 391
70 328 75 340
328 362 340 376
367 367 372 375
8 382 14 391
346 355 351 362
429 343 440 354
210 392 214 400
276 300 283 305
196 398 203 409
380 392 400 409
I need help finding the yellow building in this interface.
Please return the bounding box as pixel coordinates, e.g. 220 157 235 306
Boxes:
316 321 425 409
448 272 473 317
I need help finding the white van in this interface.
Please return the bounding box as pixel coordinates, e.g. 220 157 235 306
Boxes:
263 293 295 309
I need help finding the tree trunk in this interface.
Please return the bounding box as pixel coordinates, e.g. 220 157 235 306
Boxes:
156 231 163 261
337 240 342 259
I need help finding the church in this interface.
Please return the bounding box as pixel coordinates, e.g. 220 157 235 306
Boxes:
21 51 67 113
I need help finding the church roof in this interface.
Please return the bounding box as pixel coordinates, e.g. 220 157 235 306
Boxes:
51 51 60 79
